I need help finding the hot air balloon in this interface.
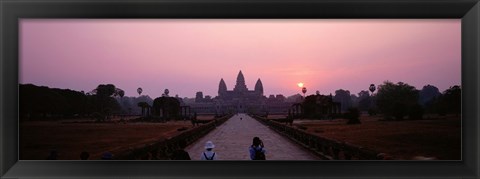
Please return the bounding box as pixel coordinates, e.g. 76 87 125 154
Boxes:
137 87 143 96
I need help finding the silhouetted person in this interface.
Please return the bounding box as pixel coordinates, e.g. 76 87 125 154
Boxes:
249 137 266 160
80 151 90 160
46 149 58 160
171 141 191 160
201 141 217 160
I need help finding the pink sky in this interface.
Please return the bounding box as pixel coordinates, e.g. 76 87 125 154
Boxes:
20 19 461 98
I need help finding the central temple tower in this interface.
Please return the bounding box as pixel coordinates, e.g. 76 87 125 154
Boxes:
233 70 248 92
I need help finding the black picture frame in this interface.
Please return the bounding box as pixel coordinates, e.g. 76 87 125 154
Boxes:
1 0 479 178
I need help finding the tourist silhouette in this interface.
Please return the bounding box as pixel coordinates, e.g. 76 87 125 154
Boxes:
201 141 217 160
249 137 266 160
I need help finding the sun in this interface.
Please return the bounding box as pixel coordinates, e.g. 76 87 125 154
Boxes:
297 82 304 88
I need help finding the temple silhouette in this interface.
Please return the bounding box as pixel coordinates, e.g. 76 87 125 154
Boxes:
187 70 340 118
188 70 291 115
216 70 265 113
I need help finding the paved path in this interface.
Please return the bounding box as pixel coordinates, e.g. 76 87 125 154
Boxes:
185 113 320 160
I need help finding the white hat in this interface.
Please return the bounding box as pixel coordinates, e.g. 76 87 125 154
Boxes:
204 141 215 149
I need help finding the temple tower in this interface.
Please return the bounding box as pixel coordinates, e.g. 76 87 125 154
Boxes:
218 78 227 96
255 78 264 95
234 70 248 92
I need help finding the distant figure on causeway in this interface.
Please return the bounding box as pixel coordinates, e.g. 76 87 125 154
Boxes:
249 137 266 160
201 141 217 160
171 140 191 160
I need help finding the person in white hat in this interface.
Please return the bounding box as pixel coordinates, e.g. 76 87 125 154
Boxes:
200 141 218 160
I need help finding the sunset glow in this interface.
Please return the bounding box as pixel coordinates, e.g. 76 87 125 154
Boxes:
18 19 463 161
20 19 461 98
297 83 304 88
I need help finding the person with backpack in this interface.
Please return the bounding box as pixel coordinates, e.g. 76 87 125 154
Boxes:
200 141 217 160
249 137 266 160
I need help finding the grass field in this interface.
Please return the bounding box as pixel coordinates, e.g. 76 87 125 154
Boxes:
20 119 194 160
293 115 461 160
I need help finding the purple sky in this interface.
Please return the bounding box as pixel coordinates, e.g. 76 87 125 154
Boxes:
20 19 461 98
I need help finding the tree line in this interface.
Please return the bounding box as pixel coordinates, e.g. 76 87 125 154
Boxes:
306 81 461 120
20 84 127 121
21 81 461 121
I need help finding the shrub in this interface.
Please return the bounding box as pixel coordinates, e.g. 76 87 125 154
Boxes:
376 81 419 120
408 104 424 120
367 108 377 116
392 102 408 120
345 108 361 124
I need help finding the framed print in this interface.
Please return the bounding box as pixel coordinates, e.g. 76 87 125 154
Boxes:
1 0 479 178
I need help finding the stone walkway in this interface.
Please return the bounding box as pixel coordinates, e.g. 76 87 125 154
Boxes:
185 113 320 160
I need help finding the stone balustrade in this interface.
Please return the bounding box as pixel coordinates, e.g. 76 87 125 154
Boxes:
114 114 233 160
251 115 386 160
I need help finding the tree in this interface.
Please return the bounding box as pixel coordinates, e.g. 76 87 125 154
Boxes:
302 95 318 118
345 108 361 124
19 84 122 121
116 89 125 98
52 88 89 117
439 85 461 115
357 90 372 111
350 94 359 107
376 81 420 120
419 85 441 106
19 84 69 120
115 95 155 115
94 84 116 97
333 89 352 112
90 84 123 122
